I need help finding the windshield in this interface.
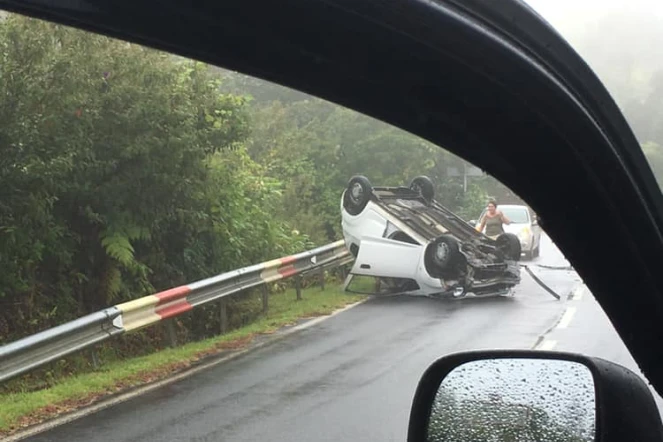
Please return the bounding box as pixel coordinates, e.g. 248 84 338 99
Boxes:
525 0 663 193
480 207 530 224
0 5 662 441
500 207 530 224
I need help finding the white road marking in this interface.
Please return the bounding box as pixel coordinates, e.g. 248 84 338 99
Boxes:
575 288 584 301
557 306 577 329
538 339 557 350
570 284 587 301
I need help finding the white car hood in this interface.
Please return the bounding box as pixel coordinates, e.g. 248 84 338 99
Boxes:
503 223 529 235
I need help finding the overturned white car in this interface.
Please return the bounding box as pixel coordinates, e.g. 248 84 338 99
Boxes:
341 175 521 298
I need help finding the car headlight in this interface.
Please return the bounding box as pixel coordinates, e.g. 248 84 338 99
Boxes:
518 226 531 239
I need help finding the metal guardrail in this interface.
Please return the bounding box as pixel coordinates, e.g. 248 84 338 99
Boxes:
0 308 124 383
0 240 352 383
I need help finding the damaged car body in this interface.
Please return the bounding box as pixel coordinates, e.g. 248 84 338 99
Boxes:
341 175 521 298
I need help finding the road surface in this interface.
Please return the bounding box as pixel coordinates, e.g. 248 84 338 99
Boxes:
22 234 653 442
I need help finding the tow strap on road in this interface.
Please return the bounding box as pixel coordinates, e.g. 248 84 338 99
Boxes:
530 263 574 271
521 265 561 300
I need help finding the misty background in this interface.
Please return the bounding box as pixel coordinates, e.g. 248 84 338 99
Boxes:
525 0 663 183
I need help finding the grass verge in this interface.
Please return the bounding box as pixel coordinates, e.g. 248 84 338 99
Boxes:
0 283 365 436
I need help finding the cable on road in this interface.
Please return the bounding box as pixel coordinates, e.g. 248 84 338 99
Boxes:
530 263 574 271
521 265 561 300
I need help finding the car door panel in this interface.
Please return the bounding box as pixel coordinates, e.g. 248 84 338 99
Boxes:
351 236 422 278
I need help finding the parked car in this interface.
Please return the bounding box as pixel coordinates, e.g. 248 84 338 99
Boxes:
472 205 542 259
341 175 521 298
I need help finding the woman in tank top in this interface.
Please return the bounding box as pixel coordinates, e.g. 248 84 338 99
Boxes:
478 199 511 239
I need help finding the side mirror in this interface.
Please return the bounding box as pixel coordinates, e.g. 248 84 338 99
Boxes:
408 350 663 442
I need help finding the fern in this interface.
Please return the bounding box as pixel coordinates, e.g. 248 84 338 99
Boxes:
100 232 135 267
102 264 123 300
125 225 151 242
99 222 150 268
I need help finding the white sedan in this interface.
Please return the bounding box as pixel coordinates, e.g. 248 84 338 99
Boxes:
473 205 543 259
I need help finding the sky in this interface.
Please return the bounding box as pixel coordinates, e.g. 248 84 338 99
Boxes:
524 0 663 30
523 0 663 104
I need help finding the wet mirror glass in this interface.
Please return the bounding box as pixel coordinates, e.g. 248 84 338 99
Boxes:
427 358 596 442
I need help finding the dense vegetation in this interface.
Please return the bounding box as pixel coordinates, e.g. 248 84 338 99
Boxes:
0 15 310 343
225 76 513 244
0 14 507 346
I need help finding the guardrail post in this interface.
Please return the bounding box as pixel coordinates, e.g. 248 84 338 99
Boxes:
295 276 302 300
90 348 101 369
319 267 325 291
219 299 228 334
262 285 269 313
165 319 177 348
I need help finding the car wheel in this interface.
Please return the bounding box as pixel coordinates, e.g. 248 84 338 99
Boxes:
343 175 372 215
409 176 435 205
425 234 461 277
496 232 521 261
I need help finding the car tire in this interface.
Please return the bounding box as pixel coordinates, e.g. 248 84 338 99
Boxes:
425 234 461 277
409 176 435 205
343 175 372 215
496 232 521 261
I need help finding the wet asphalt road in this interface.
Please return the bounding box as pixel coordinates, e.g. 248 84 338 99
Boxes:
23 235 608 442
537 276 663 414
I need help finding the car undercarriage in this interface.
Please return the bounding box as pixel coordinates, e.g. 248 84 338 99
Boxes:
341 176 521 298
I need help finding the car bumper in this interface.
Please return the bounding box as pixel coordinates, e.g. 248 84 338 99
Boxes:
518 236 532 251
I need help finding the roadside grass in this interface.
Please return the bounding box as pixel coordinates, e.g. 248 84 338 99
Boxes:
0 283 365 436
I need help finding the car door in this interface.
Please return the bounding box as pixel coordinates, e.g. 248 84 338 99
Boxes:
349 236 422 279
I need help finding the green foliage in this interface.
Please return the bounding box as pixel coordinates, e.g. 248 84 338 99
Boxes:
456 184 489 220
0 13 521 346
0 14 303 342
228 77 508 242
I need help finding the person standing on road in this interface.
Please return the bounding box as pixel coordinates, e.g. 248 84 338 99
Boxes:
478 199 510 238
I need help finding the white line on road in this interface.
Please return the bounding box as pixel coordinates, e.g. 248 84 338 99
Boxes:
570 284 588 301
557 306 577 329
537 339 557 350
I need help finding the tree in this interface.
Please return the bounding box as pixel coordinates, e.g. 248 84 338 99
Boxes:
233 84 494 243
0 14 304 341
